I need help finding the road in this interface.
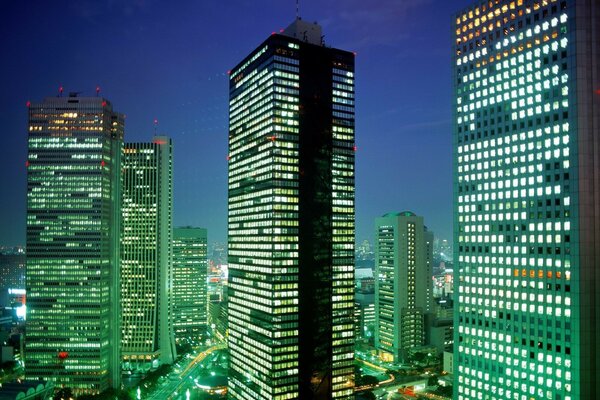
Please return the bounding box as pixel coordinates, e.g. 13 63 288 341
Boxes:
147 343 226 400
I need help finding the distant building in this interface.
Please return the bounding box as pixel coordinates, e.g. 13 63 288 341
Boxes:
355 292 375 343
357 277 375 293
172 227 208 342
0 249 25 306
375 212 433 362
227 18 355 398
25 94 123 394
209 288 228 342
426 316 454 355
120 137 176 370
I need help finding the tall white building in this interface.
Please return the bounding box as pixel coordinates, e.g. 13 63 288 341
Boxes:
120 136 176 370
453 1 600 399
374 212 433 362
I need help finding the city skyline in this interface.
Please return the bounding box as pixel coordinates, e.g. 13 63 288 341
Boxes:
0 0 475 249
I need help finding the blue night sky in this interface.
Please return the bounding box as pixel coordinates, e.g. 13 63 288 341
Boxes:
0 0 473 248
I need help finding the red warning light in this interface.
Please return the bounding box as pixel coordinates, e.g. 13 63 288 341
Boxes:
154 118 158 125
101 101 107 107
26 101 31 107
353 52 357 56
271 31 276 35
101 160 106 167
59 86 64 94
58 351 68 360
279 28 284 33
226 155 231 161
353 145 357 152
227 70 231 75
25 161 30 167
595 89 600 95
268 136 276 142
153 139 167 145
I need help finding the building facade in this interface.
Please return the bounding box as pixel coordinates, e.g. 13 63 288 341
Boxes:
25 94 123 394
227 18 355 399
453 1 600 399
374 212 433 362
121 136 176 370
172 227 208 343
0 248 25 307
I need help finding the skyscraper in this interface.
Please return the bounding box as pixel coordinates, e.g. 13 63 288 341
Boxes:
25 94 123 394
172 227 208 342
453 1 599 399
120 136 176 370
374 212 433 362
227 18 355 399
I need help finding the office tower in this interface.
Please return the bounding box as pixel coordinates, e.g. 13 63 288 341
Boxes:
172 227 208 342
227 18 355 399
374 212 433 362
25 94 123 394
121 136 176 370
453 1 599 399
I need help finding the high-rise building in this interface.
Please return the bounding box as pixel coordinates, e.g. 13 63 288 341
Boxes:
453 1 599 399
25 94 123 394
0 247 25 306
120 136 176 370
374 212 433 363
227 18 355 399
172 227 208 342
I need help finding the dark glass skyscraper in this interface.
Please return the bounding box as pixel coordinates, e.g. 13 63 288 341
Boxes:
25 94 123 394
453 1 600 399
227 18 355 399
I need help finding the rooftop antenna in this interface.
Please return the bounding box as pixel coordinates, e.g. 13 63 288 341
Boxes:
96 86 100 97
153 118 158 136
58 86 63 97
296 0 299 19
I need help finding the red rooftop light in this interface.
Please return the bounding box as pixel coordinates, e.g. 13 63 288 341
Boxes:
26 101 31 107
153 140 167 145
271 31 276 35
25 161 30 167
595 89 600 95
101 101 107 107
100 160 105 167
226 155 231 161
58 351 68 360
353 145 357 152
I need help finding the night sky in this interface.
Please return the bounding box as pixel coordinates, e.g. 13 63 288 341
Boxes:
0 0 473 248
